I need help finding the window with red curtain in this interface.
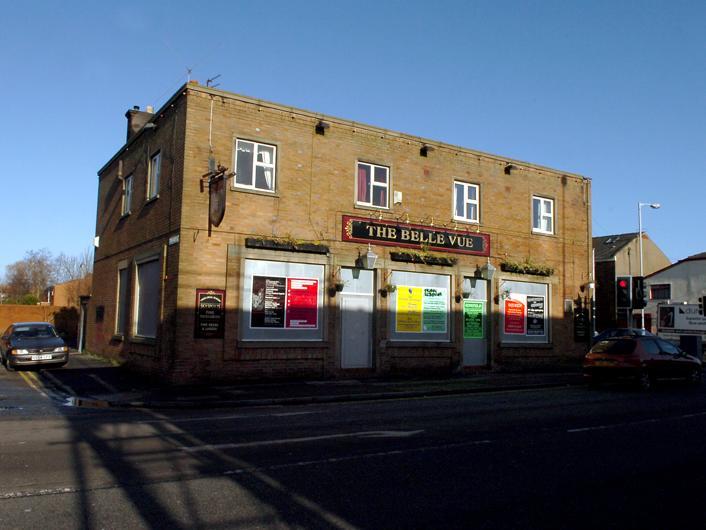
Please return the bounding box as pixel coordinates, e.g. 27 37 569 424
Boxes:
356 162 388 207
357 163 371 204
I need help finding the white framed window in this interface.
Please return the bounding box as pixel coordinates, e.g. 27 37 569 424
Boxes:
121 174 133 216
115 266 129 335
147 151 161 199
453 181 479 223
356 162 389 208
234 139 276 192
133 256 160 338
532 196 554 234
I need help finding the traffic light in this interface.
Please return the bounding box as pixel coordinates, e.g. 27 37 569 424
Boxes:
616 276 632 308
632 276 646 309
699 296 705 316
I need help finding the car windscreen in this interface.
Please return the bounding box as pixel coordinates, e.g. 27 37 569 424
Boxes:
12 325 59 339
591 339 637 355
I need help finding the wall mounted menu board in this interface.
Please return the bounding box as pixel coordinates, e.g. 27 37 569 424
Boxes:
195 289 226 338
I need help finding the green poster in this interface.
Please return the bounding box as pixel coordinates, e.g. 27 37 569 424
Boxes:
422 287 447 332
463 300 484 339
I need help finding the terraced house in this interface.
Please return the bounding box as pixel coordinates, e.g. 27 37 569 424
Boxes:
88 81 593 382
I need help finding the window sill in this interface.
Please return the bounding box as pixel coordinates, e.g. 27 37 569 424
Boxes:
453 218 480 225
231 186 279 198
500 342 552 349
237 340 328 348
130 335 157 345
120 212 131 220
145 195 159 204
111 334 125 342
386 341 454 348
354 204 390 213
531 230 556 237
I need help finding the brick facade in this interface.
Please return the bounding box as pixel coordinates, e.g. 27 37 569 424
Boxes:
88 82 593 383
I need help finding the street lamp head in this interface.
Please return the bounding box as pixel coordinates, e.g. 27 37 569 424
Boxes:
650 203 661 209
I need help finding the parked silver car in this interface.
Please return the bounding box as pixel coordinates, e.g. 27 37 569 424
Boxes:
0 322 69 370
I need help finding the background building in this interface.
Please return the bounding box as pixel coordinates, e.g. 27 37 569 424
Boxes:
645 252 706 343
593 232 670 331
88 82 593 382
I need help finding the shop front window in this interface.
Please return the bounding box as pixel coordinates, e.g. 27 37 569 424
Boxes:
241 259 324 341
500 280 549 344
388 271 450 342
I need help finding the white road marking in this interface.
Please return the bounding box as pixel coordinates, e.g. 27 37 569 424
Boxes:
180 430 425 452
40 370 77 396
136 410 320 425
567 410 706 433
88 374 119 393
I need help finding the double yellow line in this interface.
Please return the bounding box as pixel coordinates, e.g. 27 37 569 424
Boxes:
18 371 49 398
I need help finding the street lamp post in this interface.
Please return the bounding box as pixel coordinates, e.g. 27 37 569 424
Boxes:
638 202 661 329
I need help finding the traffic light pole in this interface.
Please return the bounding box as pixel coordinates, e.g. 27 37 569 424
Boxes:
638 202 661 330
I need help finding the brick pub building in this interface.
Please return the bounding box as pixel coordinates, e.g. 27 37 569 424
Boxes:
88 81 593 382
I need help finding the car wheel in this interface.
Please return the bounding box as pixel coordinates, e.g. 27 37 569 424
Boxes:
638 369 652 391
5 360 15 372
688 369 702 386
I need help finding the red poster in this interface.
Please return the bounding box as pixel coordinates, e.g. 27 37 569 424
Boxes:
504 299 526 334
285 278 318 329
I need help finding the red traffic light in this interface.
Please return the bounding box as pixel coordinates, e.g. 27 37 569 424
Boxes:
618 279 629 288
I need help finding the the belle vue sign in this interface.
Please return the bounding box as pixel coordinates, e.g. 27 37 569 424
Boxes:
342 215 490 256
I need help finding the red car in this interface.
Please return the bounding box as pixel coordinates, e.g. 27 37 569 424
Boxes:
583 336 702 390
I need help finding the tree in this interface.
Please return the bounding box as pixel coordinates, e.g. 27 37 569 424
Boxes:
54 247 93 283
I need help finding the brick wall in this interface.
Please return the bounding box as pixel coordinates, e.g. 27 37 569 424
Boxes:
0 305 61 331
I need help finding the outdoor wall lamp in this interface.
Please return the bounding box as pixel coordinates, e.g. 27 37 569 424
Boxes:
481 261 496 280
462 278 473 299
504 163 515 175
315 120 330 135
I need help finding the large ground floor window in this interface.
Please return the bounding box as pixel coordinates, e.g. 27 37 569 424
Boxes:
388 271 451 342
134 256 161 339
241 259 325 341
500 280 549 344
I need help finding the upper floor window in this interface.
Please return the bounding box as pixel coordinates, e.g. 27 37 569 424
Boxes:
532 196 554 234
453 181 479 223
650 284 671 300
234 139 276 192
121 174 133 216
147 151 161 200
356 162 389 208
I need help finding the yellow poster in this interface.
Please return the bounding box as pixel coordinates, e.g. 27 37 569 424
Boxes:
396 286 423 332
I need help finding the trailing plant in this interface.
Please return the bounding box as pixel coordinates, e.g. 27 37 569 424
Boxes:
500 258 554 276
390 251 457 267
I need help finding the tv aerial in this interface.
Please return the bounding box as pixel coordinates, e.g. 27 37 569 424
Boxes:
206 74 221 88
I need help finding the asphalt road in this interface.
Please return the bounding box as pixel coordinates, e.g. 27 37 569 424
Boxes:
2 363 706 529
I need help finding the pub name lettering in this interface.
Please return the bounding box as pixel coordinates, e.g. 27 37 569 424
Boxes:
365 224 475 248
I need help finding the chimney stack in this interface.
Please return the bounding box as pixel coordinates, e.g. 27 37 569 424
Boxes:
125 105 154 141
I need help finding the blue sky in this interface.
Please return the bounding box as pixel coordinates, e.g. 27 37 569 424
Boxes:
1 0 704 276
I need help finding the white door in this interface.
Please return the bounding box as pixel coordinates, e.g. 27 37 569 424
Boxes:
340 268 374 369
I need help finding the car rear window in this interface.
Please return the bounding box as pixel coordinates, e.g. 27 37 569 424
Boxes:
591 339 637 355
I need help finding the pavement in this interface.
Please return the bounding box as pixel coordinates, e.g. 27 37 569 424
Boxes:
39 353 586 409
